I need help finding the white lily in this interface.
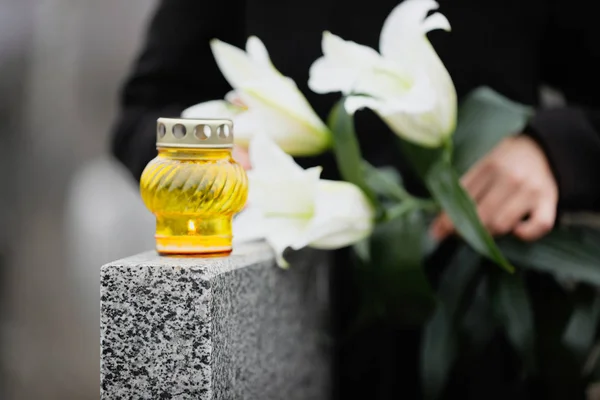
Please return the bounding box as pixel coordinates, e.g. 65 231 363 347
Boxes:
233 135 375 267
308 0 457 147
183 37 331 156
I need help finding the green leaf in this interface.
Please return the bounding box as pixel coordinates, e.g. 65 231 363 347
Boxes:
422 304 456 400
369 209 435 324
422 246 482 399
384 200 417 221
352 239 370 263
492 271 536 373
453 86 533 174
327 98 376 204
425 159 514 273
498 225 600 375
397 136 512 273
397 87 525 273
460 274 497 355
362 162 409 202
563 291 600 369
498 226 600 286
343 246 385 342
437 246 484 312
398 138 444 178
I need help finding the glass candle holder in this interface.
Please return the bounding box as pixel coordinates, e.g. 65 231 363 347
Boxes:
140 118 248 256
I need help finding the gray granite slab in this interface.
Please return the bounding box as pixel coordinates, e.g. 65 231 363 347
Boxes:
100 241 331 399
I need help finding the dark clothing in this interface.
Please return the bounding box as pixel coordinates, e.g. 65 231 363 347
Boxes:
111 0 600 398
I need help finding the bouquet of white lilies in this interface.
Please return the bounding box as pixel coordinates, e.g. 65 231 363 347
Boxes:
185 0 515 271
183 0 600 397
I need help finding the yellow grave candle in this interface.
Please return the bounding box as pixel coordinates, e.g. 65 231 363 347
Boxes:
140 118 248 256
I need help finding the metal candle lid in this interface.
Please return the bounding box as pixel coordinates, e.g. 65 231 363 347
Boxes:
156 118 234 149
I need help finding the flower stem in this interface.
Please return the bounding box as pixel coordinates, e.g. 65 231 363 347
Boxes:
416 198 440 213
385 197 439 221
443 135 454 164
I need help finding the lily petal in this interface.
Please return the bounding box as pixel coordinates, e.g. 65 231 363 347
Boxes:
344 95 387 115
245 36 275 70
308 31 381 95
352 68 436 114
213 37 330 152
308 29 438 125
181 100 243 119
247 134 321 215
378 0 457 141
379 0 447 60
381 109 448 147
240 81 331 155
264 217 311 267
345 67 436 113
346 92 447 147
422 12 451 33
196 38 331 156
229 109 260 148
232 206 267 244
248 167 321 216
210 39 270 90
181 99 260 149
239 135 373 266
248 133 306 179
292 180 374 250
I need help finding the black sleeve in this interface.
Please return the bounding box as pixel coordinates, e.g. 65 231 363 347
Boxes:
110 0 245 181
524 1 600 212
527 108 600 211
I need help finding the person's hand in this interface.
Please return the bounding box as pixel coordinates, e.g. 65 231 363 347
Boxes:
430 135 558 242
233 145 251 170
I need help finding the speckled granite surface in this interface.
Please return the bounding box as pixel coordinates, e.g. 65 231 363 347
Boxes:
100 242 331 399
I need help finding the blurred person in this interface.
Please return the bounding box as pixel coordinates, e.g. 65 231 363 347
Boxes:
111 0 600 399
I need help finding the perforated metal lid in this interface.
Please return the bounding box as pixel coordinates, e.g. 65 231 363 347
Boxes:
156 118 233 148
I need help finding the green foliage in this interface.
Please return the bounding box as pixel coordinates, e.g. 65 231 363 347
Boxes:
499 226 600 286
452 86 533 174
362 161 410 202
498 227 600 383
420 85 533 273
327 99 377 205
328 86 600 398
369 208 435 324
562 290 600 367
424 158 513 273
397 90 520 273
438 88 600 396
329 98 436 324
422 246 482 399
491 271 536 373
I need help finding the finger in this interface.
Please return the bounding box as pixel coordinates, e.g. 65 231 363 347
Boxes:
489 189 534 235
431 168 505 241
474 168 539 235
433 170 519 240
461 161 496 201
513 198 557 241
472 175 518 232
430 212 454 241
